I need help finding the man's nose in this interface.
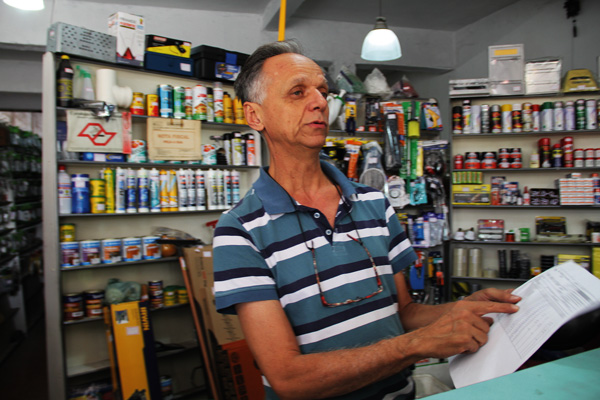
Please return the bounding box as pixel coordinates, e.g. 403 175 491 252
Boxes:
309 88 328 111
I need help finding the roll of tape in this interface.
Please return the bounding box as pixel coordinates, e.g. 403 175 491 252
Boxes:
468 247 483 277
453 247 467 277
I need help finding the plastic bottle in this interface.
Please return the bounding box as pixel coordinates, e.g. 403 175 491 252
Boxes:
137 168 149 212
327 89 346 126
523 186 530 205
57 55 74 107
58 165 72 214
196 170 206 211
149 168 160 212
77 66 95 100
176 169 188 211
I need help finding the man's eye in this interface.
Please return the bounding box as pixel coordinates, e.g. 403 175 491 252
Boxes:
320 92 328 99
292 90 303 96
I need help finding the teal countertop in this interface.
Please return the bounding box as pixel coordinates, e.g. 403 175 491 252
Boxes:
431 348 600 399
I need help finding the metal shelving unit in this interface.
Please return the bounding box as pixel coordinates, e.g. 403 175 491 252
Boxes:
43 52 262 400
448 92 600 298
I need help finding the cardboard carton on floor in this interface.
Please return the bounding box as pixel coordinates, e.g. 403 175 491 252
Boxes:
184 245 264 399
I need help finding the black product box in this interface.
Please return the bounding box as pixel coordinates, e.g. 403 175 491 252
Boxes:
144 52 193 76
530 188 559 206
191 45 249 81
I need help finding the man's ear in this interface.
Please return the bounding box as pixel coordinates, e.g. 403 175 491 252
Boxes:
244 102 264 132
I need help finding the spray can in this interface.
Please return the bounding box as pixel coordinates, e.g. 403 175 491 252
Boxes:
480 104 490 133
223 92 233 124
231 169 240 205
184 87 193 119
150 168 160 212
126 168 137 213
541 102 554 131
245 133 256 166
462 100 472 133
222 133 233 165
214 82 224 123
216 169 225 208
186 169 197 211
159 169 169 211
224 171 232 207
490 105 502 133
158 84 173 118
137 168 149 212
554 101 564 131
168 170 178 211
512 103 522 133
501 104 512 133
57 55 74 107
176 169 188 211
586 99 597 130
565 101 575 131
193 85 207 120
471 104 481 133
232 132 244 166
207 87 215 122
173 86 186 119
115 167 126 213
522 103 533 132
196 170 206 210
104 168 115 213
207 169 217 210
532 104 541 132
576 99 586 130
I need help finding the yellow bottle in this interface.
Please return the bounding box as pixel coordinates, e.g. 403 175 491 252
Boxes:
223 92 233 124
234 96 246 125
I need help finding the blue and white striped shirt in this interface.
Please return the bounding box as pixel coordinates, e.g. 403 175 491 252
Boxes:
214 161 417 399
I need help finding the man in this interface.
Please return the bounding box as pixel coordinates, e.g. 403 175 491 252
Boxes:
213 40 520 400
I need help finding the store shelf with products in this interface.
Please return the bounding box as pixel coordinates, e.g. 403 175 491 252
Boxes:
448 92 600 299
43 52 262 400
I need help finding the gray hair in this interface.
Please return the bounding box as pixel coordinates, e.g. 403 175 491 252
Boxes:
234 40 304 104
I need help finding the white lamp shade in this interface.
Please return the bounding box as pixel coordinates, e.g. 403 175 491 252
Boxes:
361 28 402 61
3 0 44 10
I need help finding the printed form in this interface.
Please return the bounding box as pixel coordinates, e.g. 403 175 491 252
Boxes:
449 261 600 388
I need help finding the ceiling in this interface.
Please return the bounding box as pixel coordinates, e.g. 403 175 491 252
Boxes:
77 0 522 32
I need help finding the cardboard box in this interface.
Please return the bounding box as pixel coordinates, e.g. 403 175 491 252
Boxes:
109 301 161 400
144 52 193 77
146 34 191 58
525 59 562 94
108 11 145 67
489 44 524 95
184 245 264 399
452 184 491 205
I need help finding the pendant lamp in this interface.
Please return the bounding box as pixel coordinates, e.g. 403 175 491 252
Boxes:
3 0 44 10
361 0 401 61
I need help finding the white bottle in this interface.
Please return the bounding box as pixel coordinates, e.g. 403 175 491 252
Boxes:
58 165 72 214
149 168 161 212
186 169 197 211
196 170 206 211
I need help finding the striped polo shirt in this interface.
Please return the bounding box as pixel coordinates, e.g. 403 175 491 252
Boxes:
213 160 418 399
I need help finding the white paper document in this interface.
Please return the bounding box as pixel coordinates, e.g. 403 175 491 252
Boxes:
449 261 600 388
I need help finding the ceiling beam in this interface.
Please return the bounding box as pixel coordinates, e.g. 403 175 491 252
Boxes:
262 0 307 32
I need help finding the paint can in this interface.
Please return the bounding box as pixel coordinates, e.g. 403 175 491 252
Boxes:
173 86 186 119
101 238 122 264
130 92 145 115
84 290 105 318
60 223 76 242
146 94 159 117
122 237 142 262
61 241 81 267
158 84 173 118
80 240 101 265
63 293 84 321
142 236 162 259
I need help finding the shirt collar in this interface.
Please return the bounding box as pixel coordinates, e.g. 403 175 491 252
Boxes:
253 160 357 215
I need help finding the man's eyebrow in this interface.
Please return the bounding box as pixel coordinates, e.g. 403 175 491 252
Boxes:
288 75 328 88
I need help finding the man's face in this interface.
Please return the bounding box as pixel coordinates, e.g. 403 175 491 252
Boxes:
255 53 329 152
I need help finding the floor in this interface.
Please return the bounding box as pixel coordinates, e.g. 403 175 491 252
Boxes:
0 317 48 400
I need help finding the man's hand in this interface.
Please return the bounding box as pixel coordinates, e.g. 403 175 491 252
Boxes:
464 287 521 305
402 298 520 359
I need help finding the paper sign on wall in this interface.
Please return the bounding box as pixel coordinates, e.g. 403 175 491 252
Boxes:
147 118 202 160
66 110 124 153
